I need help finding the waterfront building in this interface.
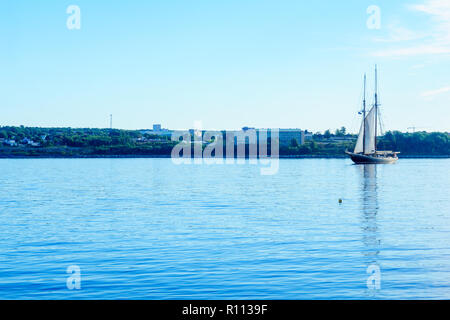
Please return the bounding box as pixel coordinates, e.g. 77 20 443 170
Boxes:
141 124 173 137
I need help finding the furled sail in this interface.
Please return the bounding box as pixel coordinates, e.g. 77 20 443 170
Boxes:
353 106 376 154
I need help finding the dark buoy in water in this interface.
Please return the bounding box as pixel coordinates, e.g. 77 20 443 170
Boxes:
339 199 343 204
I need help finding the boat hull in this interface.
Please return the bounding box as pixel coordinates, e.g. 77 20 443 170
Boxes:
345 151 398 164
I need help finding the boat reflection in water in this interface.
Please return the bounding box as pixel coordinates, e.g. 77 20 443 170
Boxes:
357 164 382 296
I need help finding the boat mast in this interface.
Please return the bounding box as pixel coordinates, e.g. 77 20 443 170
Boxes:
374 65 378 153
363 74 366 154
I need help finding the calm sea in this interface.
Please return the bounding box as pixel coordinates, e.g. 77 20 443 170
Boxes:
0 158 449 299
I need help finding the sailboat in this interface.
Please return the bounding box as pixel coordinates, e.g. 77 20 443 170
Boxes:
346 66 399 164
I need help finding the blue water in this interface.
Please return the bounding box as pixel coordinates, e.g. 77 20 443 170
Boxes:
0 158 449 299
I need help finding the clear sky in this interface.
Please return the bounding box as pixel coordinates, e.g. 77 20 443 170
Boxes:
1 0 449 133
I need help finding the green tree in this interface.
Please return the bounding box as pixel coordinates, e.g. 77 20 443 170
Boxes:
335 127 346 137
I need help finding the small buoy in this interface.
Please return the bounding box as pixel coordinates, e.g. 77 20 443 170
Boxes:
339 199 343 204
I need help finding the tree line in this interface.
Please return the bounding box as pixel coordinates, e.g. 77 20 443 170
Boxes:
0 126 448 157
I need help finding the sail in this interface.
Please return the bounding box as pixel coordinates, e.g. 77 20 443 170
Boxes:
354 120 364 154
354 106 377 154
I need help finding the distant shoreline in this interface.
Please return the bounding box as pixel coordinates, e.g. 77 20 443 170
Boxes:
2 126 448 159
0 154 448 159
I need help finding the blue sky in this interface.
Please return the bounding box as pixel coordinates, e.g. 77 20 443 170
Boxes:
1 0 449 132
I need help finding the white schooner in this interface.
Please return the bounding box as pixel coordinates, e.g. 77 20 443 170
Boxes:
346 66 399 164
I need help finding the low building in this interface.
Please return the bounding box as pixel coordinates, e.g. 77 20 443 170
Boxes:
20 138 40 147
304 130 313 141
278 129 305 146
230 127 305 146
3 139 17 147
142 125 306 146
141 124 173 137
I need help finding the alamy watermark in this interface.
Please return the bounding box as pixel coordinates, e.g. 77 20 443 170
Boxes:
366 264 381 290
66 5 81 30
64 5 382 32
366 5 381 30
170 125 280 175
66 265 82 290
